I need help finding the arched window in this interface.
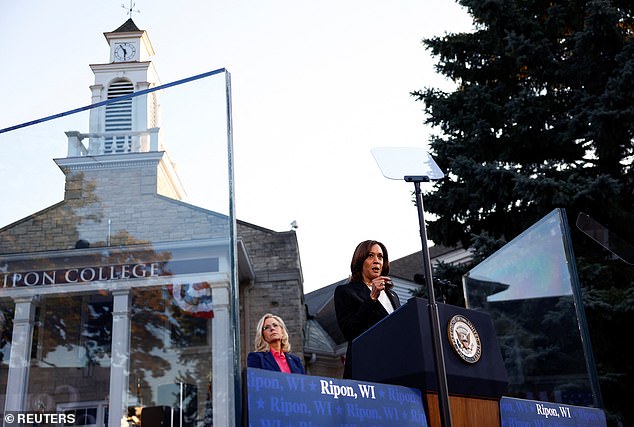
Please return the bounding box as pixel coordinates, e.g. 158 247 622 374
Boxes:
104 80 134 154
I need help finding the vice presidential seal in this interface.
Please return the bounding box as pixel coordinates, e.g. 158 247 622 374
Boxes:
448 314 482 364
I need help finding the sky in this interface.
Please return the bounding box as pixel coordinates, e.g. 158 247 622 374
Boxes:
0 0 473 293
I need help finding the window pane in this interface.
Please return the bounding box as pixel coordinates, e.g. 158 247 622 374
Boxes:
129 285 212 426
0 68 237 427
464 209 601 406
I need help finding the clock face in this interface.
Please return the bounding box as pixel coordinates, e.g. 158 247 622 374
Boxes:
114 43 137 62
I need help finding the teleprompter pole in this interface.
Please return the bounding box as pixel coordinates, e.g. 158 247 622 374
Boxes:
407 176 452 427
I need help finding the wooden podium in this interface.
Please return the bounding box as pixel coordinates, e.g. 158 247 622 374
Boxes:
352 297 508 427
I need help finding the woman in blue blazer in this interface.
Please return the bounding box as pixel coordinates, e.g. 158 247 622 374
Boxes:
247 313 305 374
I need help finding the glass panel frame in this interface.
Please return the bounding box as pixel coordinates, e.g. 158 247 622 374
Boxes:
0 68 239 426
463 208 602 408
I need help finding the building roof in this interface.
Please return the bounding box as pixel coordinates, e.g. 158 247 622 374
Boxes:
113 18 141 33
304 319 342 355
389 244 473 282
305 279 346 315
305 280 347 347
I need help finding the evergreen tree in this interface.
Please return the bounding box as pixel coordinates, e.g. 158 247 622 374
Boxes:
413 0 633 424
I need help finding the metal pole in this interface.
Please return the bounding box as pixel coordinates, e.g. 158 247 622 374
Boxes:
225 70 241 426
411 179 452 427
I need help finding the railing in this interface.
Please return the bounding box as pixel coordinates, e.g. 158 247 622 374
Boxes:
65 128 160 157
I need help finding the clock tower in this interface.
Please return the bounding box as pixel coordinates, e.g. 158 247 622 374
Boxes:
60 18 185 200
86 18 160 151
106 18 154 63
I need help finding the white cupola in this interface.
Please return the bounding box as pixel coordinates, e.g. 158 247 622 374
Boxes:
59 19 185 200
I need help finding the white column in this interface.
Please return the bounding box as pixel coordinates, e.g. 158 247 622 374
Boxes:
135 81 151 134
212 286 235 427
108 290 131 427
89 84 104 154
149 127 160 152
65 131 86 157
4 296 36 412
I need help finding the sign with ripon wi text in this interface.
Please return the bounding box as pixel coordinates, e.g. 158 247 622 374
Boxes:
246 367 428 427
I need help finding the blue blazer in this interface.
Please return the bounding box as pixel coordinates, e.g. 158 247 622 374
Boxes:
247 351 305 374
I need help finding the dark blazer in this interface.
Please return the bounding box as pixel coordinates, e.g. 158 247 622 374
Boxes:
334 280 400 378
247 351 305 374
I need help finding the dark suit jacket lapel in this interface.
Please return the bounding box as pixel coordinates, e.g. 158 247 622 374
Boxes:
284 353 298 373
264 351 281 371
349 280 399 314
350 280 370 300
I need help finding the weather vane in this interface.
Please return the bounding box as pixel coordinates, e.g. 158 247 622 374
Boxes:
121 0 140 18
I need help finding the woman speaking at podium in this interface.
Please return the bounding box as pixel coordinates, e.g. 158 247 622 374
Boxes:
334 240 400 378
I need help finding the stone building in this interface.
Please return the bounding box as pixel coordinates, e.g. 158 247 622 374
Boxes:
0 19 304 427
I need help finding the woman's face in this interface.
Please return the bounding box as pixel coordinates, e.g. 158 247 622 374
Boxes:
361 243 384 283
262 316 283 344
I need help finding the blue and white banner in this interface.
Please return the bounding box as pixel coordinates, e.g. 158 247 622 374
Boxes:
246 368 428 427
500 396 606 427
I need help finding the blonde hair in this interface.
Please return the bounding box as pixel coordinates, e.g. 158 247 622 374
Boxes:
254 313 291 352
